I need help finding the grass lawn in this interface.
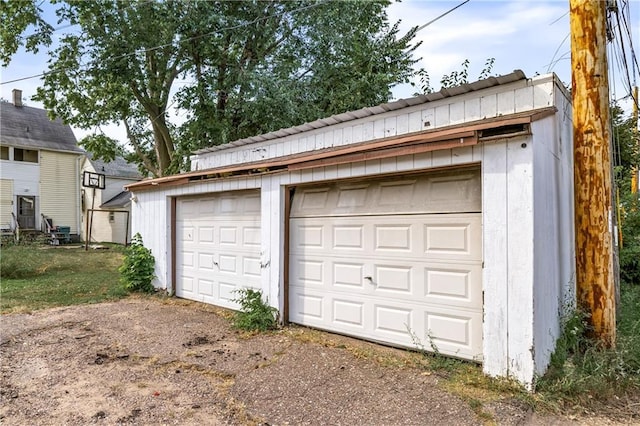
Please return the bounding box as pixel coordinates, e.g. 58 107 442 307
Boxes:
0 244 129 313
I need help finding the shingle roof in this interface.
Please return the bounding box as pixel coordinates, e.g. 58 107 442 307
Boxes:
90 155 142 179
0 102 84 153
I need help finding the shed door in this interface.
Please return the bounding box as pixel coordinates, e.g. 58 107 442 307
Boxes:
289 168 483 360
176 190 261 309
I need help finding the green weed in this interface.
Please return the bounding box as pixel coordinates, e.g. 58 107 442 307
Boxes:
119 233 155 293
536 284 640 405
231 288 278 332
406 325 465 373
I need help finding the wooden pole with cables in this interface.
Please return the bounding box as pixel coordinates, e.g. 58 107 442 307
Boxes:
570 0 616 345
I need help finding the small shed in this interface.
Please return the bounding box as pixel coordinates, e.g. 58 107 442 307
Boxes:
127 71 575 387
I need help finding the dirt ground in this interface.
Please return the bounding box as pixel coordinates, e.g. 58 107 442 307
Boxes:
0 297 637 425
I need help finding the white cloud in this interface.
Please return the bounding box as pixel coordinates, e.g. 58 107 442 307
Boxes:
388 0 572 98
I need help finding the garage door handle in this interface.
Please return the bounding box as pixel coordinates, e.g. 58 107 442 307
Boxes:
364 276 374 285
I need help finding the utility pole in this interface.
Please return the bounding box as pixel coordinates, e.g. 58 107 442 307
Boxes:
570 0 616 345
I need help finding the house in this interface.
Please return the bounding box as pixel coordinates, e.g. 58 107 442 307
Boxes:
0 89 84 238
126 71 575 387
81 155 142 245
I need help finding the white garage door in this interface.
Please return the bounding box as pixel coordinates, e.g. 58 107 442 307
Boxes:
289 168 483 360
176 190 261 309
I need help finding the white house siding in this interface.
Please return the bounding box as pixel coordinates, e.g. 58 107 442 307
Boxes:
131 73 574 387
0 159 40 228
40 151 82 234
0 160 40 197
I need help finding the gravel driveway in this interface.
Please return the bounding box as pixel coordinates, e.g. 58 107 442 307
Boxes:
0 297 630 425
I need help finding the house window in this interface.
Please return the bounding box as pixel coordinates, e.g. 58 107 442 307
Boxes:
14 148 38 163
0 146 8 160
109 212 115 223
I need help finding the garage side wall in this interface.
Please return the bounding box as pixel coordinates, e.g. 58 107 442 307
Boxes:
531 86 575 377
130 189 170 289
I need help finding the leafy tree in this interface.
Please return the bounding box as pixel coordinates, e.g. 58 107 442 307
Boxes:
612 104 640 184
613 105 640 285
1 0 420 177
0 0 53 66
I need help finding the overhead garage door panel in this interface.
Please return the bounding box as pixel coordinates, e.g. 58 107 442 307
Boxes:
176 190 261 309
289 169 483 361
291 215 482 262
291 167 481 218
290 288 483 358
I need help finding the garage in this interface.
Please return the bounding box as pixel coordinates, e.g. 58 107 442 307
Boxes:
129 72 576 386
289 167 483 360
176 190 261 309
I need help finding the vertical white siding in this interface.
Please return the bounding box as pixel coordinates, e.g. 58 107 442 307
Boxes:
505 138 535 386
260 174 287 309
531 99 575 377
40 151 81 234
131 190 168 289
191 75 558 172
481 141 509 376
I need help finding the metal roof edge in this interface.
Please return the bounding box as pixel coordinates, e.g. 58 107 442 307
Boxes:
128 105 555 192
193 70 530 156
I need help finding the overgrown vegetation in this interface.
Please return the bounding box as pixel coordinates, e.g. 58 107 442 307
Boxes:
534 105 640 408
536 285 640 405
0 244 128 313
619 190 640 285
614 103 640 286
231 288 278 332
119 233 155 293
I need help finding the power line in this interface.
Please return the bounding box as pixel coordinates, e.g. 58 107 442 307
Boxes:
610 2 639 110
415 0 471 33
618 0 638 84
547 32 570 73
549 11 569 26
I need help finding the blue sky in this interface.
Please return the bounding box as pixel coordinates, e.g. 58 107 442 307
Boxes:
389 0 573 96
1 0 638 143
